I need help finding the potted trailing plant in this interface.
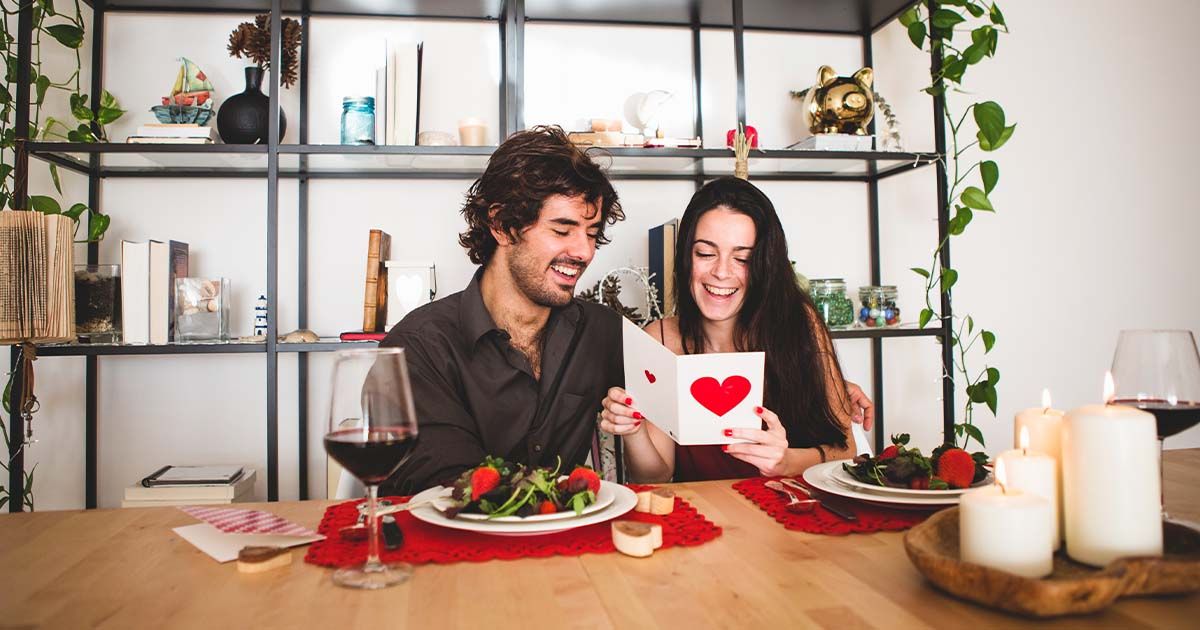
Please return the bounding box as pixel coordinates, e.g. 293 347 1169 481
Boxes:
1 0 126 511
902 0 1013 449
217 14 301 144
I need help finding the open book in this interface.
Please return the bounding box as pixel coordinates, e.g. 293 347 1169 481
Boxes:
0 211 74 343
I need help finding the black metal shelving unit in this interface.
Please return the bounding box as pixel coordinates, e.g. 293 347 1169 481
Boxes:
8 0 952 512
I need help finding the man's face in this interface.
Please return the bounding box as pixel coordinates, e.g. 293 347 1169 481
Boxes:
501 194 602 308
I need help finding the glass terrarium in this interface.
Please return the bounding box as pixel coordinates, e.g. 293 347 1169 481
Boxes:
175 277 230 341
74 264 122 343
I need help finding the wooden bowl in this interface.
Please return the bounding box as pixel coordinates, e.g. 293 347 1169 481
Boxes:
904 507 1200 618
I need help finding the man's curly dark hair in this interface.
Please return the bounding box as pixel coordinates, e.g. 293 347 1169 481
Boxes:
459 126 624 265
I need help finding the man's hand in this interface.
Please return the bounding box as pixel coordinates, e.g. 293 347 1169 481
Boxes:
845 381 874 432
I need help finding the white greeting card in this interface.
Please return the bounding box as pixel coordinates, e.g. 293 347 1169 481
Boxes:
622 318 764 445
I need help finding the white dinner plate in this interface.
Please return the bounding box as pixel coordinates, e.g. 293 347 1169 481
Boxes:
455 480 617 522
408 481 638 536
830 462 992 497
802 461 962 510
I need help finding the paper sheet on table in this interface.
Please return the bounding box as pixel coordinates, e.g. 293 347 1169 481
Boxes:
173 523 324 563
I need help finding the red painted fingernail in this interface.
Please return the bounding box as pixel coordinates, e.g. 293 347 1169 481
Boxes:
722 445 730 452
754 406 763 414
634 421 642 427
625 397 632 405
723 429 733 437
633 412 644 420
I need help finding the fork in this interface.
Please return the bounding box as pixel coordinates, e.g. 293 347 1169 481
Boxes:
763 480 818 514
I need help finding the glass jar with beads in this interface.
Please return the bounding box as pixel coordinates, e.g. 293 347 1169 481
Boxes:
808 278 854 329
858 285 900 327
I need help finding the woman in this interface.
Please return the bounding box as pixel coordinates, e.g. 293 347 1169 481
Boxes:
600 177 866 482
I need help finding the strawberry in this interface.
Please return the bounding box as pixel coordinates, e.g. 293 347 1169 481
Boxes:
538 500 557 515
879 445 901 460
908 476 930 490
936 448 976 489
567 466 601 494
469 465 501 501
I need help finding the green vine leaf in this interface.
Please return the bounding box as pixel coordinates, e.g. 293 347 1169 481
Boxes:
911 267 930 279
987 367 1000 385
39 0 57 16
919 308 934 329
34 74 50 106
965 3 985 18
899 6 920 27
908 21 927 48
29 195 61 214
982 330 996 353
931 9 966 30
50 163 62 195
64 203 87 220
979 124 1015 151
961 186 993 211
984 384 998 415
967 315 975 333
949 205 973 235
981 160 999 193
87 213 110 241
962 422 986 446
940 268 958 292
45 24 84 49
990 3 1007 27
973 101 1006 145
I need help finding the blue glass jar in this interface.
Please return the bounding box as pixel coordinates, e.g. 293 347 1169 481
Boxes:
340 96 375 145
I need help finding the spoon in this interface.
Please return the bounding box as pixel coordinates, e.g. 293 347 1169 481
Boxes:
763 480 818 514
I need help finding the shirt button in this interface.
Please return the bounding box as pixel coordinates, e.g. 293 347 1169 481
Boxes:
533 443 543 453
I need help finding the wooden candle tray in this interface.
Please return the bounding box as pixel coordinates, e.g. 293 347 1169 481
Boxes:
904 507 1200 618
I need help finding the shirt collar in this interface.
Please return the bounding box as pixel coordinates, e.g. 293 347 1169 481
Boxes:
458 267 585 349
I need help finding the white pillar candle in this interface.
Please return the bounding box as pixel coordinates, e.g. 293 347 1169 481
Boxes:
959 459 1054 578
997 427 1060 550
1062 373 1162 567
1013 389 1065 546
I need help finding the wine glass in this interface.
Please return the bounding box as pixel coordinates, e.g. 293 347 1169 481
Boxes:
324 348 419 589
1110 329 1200 521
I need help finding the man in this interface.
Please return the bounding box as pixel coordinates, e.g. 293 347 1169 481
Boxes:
380 126 625 494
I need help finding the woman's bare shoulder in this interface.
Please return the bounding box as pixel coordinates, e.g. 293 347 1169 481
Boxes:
643 317 684 354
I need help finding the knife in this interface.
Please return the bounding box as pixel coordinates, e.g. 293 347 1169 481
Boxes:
781 478 858 522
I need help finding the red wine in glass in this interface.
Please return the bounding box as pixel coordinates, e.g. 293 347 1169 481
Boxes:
1111 399 1200 439
324 428 417 485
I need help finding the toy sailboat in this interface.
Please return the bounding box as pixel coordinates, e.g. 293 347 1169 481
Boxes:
152 57 215 124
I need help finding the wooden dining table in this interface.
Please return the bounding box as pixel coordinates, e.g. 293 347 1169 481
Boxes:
3 449 1198 628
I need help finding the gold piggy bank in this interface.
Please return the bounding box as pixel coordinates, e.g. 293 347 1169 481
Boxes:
795 65 874 136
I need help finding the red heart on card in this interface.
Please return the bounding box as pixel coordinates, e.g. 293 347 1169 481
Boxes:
690 376 751 417
644 370 657 384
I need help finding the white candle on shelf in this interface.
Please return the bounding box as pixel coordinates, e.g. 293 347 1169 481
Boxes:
1013 389 1066 545
959 459 1054 578
997 427 1060 549
1062 372 1162 567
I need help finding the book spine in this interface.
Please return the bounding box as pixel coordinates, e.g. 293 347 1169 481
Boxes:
363 229 383 331
168 241 189 340
121 240 150 344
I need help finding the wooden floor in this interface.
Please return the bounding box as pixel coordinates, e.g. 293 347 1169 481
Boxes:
0 450 1197 628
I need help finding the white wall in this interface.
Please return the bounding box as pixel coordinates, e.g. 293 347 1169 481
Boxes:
7 0 1199 510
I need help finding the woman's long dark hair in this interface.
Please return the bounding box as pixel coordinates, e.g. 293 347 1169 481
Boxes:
674 177 849 449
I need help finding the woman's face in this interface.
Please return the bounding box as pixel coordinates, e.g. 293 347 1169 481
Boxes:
689 206 756 324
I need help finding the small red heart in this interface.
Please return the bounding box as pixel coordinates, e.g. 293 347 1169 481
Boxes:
644 370 657 384
690 376 751 417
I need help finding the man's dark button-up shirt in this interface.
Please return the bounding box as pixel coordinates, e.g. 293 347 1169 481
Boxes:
379 271 622 494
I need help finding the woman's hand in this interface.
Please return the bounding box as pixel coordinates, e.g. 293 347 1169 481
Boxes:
845 380 874 431
599 387 645 436
723 406 792 477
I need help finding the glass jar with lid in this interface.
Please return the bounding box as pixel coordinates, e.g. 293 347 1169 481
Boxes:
340 96 375 145
858 285 900 327
808 278 854 329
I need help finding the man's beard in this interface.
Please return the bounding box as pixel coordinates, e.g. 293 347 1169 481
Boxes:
506 245 581 308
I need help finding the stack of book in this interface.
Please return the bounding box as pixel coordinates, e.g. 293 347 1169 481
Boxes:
123 466 256 508
126 123 216 144
374 40 423 145
121 240 188 344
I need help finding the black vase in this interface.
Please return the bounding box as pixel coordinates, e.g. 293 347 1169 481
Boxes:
216 66 286 144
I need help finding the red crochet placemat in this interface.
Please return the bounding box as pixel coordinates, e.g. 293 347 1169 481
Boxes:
305 485 721 567
733 476 932 535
